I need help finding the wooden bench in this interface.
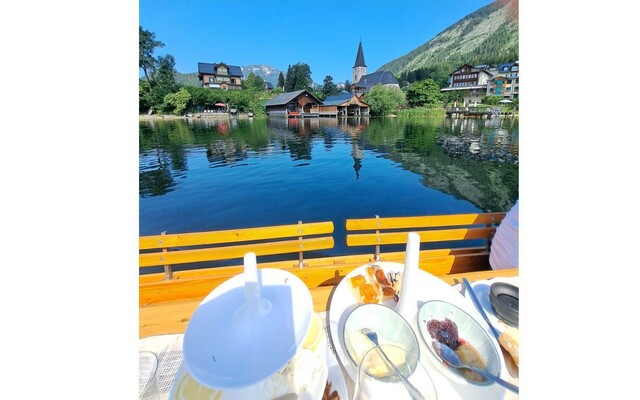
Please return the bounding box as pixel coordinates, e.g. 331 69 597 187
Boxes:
139 212 508 337
345 212 506 275
140 221 338 307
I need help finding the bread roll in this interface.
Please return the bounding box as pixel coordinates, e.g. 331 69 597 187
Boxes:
498 327 519 366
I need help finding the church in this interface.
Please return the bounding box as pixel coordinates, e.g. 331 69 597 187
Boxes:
350 41 400 95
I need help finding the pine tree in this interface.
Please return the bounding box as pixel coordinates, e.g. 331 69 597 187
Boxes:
284 65 294 92
277 72 285 90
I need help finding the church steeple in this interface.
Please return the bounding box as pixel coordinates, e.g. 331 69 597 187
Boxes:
352 40 367 84
353 40 366 68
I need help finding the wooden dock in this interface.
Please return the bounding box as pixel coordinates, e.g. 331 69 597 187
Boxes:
445 107 513 118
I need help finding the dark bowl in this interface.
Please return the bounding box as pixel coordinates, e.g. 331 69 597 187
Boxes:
489 282 519 327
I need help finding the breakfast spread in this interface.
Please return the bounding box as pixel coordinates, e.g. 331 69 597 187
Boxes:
348 265 402 304
425 318 488 382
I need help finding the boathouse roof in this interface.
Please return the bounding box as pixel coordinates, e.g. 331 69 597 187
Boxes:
322 91 368 106
264 89 322 107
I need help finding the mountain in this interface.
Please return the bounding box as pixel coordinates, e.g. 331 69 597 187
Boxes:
377 0 518 85
175 65 283 87
241 65 282 85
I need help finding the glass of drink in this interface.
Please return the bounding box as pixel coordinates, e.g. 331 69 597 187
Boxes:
353 345 437 400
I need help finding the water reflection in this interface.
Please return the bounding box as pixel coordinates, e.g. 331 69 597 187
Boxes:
139 116 518 211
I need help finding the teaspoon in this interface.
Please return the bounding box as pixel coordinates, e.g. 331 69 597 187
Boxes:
432 341 519 394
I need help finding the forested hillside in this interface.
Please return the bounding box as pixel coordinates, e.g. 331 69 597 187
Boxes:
378 0 518 87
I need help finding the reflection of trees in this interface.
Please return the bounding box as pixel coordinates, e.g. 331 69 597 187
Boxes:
139 117 519 211
360 118 519 211
139 164 175 197
206 140 248 165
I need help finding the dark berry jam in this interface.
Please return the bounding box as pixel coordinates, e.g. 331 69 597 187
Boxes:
426 318 460 350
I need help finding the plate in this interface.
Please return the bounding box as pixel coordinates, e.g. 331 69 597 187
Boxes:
417 300 502 386
463 277 519 334
169 346 347 400
328 262 487 381
182 268 312 390
327 262 511 400
326 347 348 400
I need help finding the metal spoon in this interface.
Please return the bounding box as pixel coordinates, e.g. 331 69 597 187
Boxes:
360 328 425 400
432 341 519 394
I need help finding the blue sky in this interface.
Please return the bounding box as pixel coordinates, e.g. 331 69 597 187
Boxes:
139 0 494 83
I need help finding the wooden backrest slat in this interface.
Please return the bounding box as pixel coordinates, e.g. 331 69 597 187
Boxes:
345 213 505 231
140 221 334 250
140 237 334 268
346 227 496 247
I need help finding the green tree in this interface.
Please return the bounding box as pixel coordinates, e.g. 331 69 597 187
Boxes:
139 26 164 87
403 79 442 107
277 72 285 89
162 88 191 115
139 80 153 112
483 95 501 105
364 85 406 116
321 75 338 97
243 72 266 91
284 63 312 91
284 65 294 92
442 90 464 105
147 54 180 109
183 86 208 111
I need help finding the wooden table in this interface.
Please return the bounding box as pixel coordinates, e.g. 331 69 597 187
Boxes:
140 268 519 338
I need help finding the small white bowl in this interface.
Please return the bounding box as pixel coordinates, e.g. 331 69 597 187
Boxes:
341 303 420 370
418 300 501 386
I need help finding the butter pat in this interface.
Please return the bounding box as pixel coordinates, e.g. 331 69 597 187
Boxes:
362 346 408 378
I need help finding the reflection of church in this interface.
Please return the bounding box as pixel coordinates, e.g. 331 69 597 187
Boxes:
350 41 400 96
338 119 367 180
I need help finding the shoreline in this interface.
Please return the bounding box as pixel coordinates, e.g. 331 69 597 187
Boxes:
139 112 258 121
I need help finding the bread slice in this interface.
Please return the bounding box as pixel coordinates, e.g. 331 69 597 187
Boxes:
499 327 519 366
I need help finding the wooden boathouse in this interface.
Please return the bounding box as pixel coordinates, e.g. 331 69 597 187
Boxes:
318 92 370 117
264 89 322 118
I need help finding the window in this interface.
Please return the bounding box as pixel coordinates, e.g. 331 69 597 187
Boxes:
217 67 228 75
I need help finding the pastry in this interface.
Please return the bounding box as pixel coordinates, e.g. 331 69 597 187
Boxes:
498 326 519 366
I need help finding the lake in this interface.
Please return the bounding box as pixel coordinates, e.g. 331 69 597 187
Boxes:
139 116 518 271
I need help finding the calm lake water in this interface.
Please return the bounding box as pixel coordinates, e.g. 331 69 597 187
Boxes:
139 116 518 271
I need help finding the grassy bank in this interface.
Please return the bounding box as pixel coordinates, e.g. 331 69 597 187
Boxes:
394 107 446 118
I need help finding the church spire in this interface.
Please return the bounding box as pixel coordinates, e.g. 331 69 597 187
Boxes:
353 40 366 68
352 40 367 85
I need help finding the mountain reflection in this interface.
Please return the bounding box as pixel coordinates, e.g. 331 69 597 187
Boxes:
139 116 518 211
